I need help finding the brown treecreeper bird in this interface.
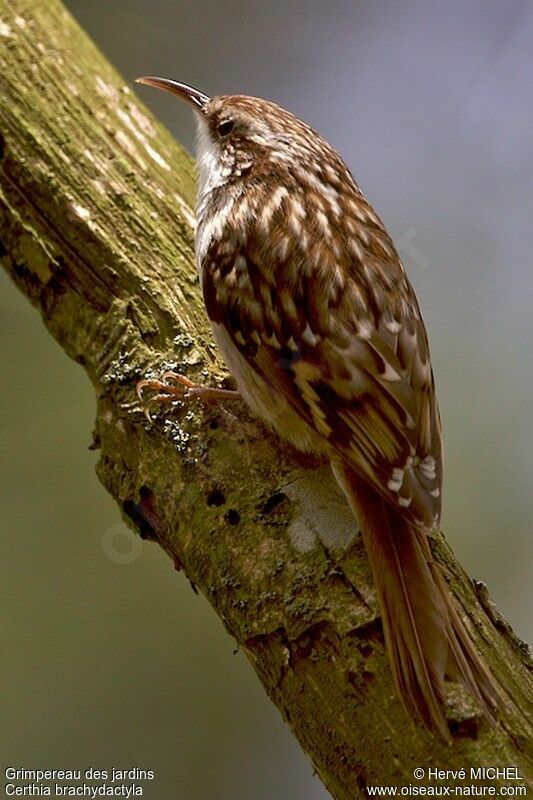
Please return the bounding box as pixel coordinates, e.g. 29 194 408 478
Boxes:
136 77 499 739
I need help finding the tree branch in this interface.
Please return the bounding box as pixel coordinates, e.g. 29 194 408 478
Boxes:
0 2 531 796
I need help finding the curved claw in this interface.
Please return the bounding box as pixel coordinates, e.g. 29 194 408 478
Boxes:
161 371 195 388
136 379 154 402
135 371 241 422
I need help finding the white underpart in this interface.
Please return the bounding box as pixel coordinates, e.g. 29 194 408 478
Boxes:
195 114 227 200
194 116 236 263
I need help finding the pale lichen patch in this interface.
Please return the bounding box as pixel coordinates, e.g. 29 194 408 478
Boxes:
92 179 106 196
144 142 170 171
83 148 96 165
128 103 157 137
95 75 119 103
145 180 165 200
65 81 79 98
162 418 192 451
57 148 71 165
173 333 195 348
0 20 12 37
173 193 196 229
116 107 140 137
116 107 170 171
114 130 147 170
70 202 91 221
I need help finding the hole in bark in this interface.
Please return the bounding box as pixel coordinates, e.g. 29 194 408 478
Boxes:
347 669 374 693
357 641 373 658
448 716 479 739
225 509 240 525
209 418 219 430
349 618 384 658
289 621 329 666
207 489 226 507
123 500 151 539
123 486 159 540
262 491 287 514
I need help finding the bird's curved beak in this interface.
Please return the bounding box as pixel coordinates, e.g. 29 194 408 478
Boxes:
135 76 210 111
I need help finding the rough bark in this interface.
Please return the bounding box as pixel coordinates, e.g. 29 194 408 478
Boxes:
0 2 531 796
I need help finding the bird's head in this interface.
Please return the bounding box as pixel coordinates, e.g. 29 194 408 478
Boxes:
136 77 338 202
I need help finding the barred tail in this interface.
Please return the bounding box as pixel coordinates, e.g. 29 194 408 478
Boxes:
334 464 500 739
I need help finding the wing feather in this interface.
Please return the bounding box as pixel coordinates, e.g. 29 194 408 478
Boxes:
201 226 442 528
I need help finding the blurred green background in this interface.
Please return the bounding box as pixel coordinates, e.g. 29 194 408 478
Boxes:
1 1 531 798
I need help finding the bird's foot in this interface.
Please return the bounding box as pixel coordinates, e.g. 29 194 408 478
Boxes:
136 371 240 421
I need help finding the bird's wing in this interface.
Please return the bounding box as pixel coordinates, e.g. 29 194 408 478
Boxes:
201 212 442 529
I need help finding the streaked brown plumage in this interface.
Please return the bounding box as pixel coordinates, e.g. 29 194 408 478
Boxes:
137 77 500 738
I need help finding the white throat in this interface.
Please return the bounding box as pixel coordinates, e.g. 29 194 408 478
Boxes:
194 115 241 267
195 115 230 203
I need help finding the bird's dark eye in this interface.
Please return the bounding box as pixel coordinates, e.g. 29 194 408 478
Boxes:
217 119 234 137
